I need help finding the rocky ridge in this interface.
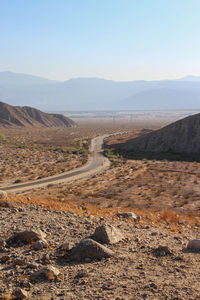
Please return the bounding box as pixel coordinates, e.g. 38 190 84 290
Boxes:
0 101 75 128
116 113 200 154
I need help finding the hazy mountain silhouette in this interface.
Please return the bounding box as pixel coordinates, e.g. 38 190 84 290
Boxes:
0 101 75 128
0 71 200 110
121 88 200 110
0 71 57 86
177 75 200 82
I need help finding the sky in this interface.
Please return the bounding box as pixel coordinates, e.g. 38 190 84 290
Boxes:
0 0 200 81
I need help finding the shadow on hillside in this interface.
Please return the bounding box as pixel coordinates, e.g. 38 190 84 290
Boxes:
108 145 200 163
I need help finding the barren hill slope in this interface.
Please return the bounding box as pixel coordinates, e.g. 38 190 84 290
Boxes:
0 101 75 128
117 113 200 154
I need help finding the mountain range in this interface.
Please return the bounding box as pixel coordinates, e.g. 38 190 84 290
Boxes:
0 71 200 111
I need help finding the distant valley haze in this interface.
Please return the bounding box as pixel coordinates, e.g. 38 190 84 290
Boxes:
1 1 200 111
0 71 200 111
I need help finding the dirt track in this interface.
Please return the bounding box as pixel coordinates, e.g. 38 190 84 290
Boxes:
1 135 110 193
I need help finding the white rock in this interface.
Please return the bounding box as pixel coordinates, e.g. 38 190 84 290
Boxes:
60 242 74 251
33 239 48 250
0 190 7 199
117 212 138 219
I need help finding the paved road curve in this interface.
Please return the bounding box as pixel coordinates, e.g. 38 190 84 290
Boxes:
1 135 110 193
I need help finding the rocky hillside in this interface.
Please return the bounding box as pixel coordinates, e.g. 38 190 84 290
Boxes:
116 113 200 154
0 101 75 128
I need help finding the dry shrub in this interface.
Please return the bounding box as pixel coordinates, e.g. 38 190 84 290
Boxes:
183 212 199 227
0 293 12 300
6 193 200 232
160 210 180 224
46 271 56 281
148 212 159 225
169 222 179 232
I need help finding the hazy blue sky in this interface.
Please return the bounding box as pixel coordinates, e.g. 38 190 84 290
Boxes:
1 0 200 81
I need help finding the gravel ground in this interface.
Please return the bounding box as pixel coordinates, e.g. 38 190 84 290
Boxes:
0 200 200 300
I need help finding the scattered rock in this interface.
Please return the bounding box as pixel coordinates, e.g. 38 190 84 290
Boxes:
33 239 48 250
18 207 24 212
153 245 172 257
7 229 46 245
151 231 158 236
71 238 114 261
93 224 124 244
0 190 7 199
187 239 200 251
42 253 51 264
74 270 88 279
20 281 32 289
1 255 10 263
0 240 6 252
0 200 12 208
30 265 60 282
13 258 27 266
13 288 28 299
28 263 39 269
117 212 138 220
60 242 74 251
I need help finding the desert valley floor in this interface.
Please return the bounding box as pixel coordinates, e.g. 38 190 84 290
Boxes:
0 121 199 299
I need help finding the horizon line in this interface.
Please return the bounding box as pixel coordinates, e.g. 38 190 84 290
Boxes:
1 70 200 83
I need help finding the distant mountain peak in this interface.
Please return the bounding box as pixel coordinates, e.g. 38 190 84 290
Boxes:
177 75 200 82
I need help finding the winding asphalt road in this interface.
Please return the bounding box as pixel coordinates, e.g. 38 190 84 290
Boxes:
1 135 110 193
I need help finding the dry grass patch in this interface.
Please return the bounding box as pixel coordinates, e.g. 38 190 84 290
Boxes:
6 193 200 233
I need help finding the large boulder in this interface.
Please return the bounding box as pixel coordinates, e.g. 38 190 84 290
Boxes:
71 238 114 261
93 224 124 244
187 239 200 251
7 229 46 245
